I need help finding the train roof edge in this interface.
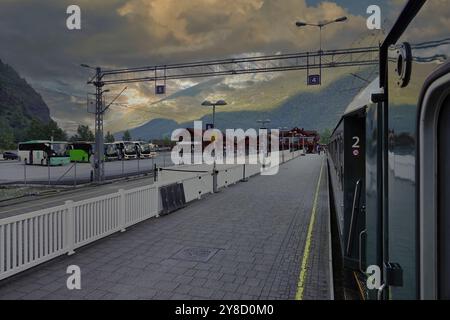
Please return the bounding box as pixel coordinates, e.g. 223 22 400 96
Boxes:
331 77 381 136
344 77 381 116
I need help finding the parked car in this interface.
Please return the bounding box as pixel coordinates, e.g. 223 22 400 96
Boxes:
2 151 19 160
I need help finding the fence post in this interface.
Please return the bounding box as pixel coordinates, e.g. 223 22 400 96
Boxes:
47 159 51 186
74 161 77 188
154 164 158 182
66 200 75 256
241 164 248 182
23 160 27 185
119 189 126 232
212 165 218 193
137 157 140 174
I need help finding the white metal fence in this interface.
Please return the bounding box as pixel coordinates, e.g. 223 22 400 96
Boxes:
0 151 302 281
0 205 68 281
0 184 159 281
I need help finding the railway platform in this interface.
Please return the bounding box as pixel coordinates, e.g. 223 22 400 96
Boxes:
0 155 332 300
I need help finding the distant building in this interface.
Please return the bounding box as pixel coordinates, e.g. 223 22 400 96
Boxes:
279 128 320 153
181 127 320 154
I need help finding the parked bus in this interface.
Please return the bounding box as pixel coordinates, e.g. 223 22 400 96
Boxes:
18 141 70 166
135 141 157 159
68 142 93 163
115 141 138 160
104 143 120 161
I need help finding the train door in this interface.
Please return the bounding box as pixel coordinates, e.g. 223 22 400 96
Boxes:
419 69 450 299
364 102 382 299
438 95 450 299
343 110 366 269
377 0 449 299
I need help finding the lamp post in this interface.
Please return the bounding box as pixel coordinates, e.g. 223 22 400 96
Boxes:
289 131 293 152
279 127 288 151
202 100 227 193
257 119 271 130
257 120 271 160
295 17 347 85
295 16 347 52
202 100 227 129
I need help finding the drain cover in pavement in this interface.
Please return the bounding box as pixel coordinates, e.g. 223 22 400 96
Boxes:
172 247 219 262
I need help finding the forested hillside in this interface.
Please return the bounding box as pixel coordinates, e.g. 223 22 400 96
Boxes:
0 59 66 149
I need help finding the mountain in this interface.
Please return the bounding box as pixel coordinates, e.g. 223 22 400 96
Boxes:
116 118 180 141
0 59 52 145
118 68 375 140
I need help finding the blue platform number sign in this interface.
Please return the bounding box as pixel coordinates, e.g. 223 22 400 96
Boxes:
156 85 166 95
308 74 321 86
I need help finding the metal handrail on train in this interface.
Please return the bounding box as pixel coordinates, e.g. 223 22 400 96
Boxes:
359 228 367 273
346 180 362 257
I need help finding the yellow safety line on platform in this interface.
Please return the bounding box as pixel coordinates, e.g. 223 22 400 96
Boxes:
295 160 324 300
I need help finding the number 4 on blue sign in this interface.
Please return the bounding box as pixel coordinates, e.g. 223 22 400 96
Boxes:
156 85 166 95
308 75 321 86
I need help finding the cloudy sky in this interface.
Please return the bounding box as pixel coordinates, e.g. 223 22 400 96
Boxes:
0 0 405 132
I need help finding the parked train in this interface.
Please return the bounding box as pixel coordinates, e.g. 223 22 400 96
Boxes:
328 0 450 300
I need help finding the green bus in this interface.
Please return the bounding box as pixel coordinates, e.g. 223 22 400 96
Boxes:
68 142 93 163
18 141 71 166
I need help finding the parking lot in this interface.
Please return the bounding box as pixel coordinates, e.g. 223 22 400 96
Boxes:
0 152 176 185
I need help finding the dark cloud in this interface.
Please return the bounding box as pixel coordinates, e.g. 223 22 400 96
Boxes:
0 0 394 133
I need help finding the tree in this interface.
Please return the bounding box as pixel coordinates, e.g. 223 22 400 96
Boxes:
26 119 46 141
162 135 171 147
71 125 94 142
122 130 132 141
0 119 15 150
320 128 332 145
25 119 68 141
105 131 115 143
46 120 68 141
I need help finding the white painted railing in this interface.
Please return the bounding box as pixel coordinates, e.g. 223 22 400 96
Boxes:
0 151 303 281
124 186 159 227
0 205 69 281
0 184 159 281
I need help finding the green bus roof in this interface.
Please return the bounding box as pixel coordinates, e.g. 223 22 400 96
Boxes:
19 140 68 144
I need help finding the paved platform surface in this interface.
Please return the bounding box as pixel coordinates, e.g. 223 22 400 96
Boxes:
0 154 274 219
0 155 331 300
